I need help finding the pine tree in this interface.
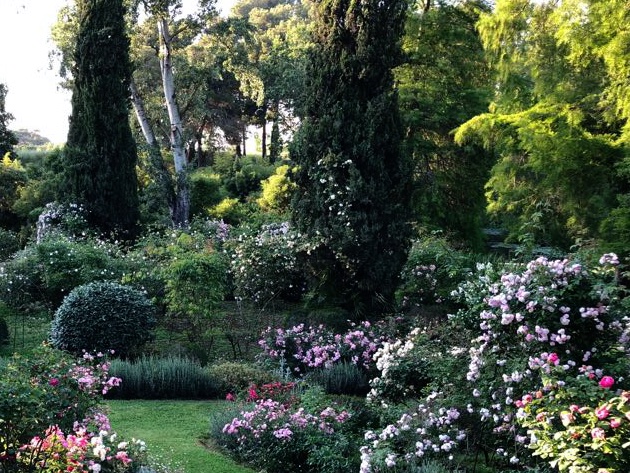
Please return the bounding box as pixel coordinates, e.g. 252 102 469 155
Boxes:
290 0 412 316
62 0 139 239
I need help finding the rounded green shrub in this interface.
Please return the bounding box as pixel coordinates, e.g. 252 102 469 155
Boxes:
206 361 277 396
50 281 156 358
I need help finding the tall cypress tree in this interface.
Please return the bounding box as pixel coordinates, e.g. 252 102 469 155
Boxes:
290 0 412 316
63 0 139 239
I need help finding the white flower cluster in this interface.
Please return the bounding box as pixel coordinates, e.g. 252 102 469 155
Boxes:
368 328 420 404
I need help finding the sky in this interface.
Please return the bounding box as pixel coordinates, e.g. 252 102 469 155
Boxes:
0 0 234 145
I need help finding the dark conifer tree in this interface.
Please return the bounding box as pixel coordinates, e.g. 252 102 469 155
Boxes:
62 0 139 239
290 0 412 316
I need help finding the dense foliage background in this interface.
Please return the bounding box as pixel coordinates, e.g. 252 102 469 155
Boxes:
0 0 628 472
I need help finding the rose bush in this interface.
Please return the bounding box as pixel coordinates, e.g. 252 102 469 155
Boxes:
0 345 121 471
217 387 358 473
360 253 629 471
17 412 148 473
258 320 392 375
518 368 630 472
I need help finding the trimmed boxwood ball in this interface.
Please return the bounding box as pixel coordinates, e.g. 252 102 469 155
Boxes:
51 281 156 358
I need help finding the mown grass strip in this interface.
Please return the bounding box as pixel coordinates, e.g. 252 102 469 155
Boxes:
105 400 254 473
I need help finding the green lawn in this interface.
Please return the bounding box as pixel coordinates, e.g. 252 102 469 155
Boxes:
105 400 254 473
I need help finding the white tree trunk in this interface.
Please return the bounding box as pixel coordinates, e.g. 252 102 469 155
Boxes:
130 76 177 221
158 17 187 174
130 78 157 146
157 15 190 226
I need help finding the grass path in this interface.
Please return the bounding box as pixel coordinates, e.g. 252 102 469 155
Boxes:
105 400 254 473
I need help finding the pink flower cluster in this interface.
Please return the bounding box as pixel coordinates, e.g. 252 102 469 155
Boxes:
18 414 146 472
222 399 351 444
68 355 121 396
258 321 389 373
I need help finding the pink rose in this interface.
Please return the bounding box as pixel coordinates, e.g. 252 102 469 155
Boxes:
595 406 610 420
599 376 615 389
49 378 59 387
560 412 574 426
547 353 559 365
610 418 622 429
591 427 606 439
225 393 235 401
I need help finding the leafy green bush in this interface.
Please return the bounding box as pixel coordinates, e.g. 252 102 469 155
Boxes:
106 354 219 399
208 197 248 225
0 154 27 231
124 226 231 361
50 281 157 358
257 164 297 214
223 159 275 199
190 169 226 218
162 250 229 340
0 234 125 311
0 228 19 260
206 361 277 397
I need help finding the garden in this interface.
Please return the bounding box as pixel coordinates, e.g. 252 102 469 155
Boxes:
0 205 628 472
1 0 629 471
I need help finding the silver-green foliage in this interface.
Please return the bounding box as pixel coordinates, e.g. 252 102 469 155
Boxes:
107 354 219 399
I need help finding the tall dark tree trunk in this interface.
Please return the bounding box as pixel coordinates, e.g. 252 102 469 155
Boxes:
261 117 267 160
269 100 282 163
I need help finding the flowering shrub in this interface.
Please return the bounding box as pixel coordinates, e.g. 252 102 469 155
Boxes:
518 369 630 472
367 328 436 404
35 202 92 243
0 234 125 311
227 222 306 306
360 392 467 472
361 253 629 471
396 235 476 309
0 345 121 471
258 320 391 375
17 413 148 473
218 392 356 473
